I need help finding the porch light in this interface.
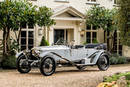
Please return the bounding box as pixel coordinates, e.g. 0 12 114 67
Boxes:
80 30 85 37
38 28 43 36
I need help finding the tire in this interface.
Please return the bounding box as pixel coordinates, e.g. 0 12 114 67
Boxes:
17 54 31 73
40 57 56 76
76 66 86 71
97 55 109 71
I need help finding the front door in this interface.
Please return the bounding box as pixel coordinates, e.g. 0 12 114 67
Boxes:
54 29 65 44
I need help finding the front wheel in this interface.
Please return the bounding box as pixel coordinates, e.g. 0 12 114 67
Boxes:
40 57 56 76
17 54 31 73
97 55 109 71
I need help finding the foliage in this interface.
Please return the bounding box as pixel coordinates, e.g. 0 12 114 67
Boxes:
40 36 49 46
37 6 55 27
0 0 55 53
1 55 16 69
103 72 130 87
0 0 37 55
83 42 88 45
110 54 127 65
0 0 55 68
10 37 19 53
92 38 98 43
0 0 37 30
86 5 117 31
83 38 98 45
104 72 130 82
86 6 118 51
117 0 130 46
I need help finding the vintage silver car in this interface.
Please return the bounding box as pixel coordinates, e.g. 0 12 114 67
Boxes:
16 42 110 76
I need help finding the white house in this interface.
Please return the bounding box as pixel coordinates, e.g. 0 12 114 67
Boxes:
1 0 130 57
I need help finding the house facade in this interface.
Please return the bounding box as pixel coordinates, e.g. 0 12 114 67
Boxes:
29 0 115 47
0 0 129 57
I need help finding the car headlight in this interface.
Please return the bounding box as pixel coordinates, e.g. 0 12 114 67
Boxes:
31 48 43 56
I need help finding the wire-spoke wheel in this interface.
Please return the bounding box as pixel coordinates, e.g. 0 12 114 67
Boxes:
97 55 109 71
40 57 56 76
17 54 31 73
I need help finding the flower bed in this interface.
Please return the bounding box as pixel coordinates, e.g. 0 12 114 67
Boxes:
97 72 130 87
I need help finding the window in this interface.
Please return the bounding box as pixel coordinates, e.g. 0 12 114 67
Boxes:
86 25 98 43
86 0 99 5
20 23 34 50
114 0 117 4
55 0 69 2
86 25 97 30
86 25 91 30
114 0 119 4
87 0 96 2
86 32 91 43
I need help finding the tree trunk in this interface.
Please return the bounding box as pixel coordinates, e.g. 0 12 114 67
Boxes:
3 27 8 56
107 30 110 51
44 26 46 39
17 27 22 44
3 27 10 56
104 30 106 43
6 28 10 51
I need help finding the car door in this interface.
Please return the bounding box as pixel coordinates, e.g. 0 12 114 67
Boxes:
70 47 87 61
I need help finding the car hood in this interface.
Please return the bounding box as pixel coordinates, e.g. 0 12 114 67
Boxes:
32 45 70 51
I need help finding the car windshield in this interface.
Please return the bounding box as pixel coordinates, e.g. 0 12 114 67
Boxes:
54 38 67 45
85 44 100 48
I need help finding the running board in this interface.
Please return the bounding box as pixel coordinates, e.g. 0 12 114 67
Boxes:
76 64 95 66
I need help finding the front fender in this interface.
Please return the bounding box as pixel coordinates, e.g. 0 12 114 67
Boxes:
15 51 23 58
39 51 53 58
39 51 60 61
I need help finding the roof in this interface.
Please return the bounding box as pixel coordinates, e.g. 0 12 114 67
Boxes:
52 5 85 19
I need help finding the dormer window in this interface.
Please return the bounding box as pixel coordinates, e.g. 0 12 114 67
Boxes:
55 0 69 3
86 0 99 5
87 0 96 2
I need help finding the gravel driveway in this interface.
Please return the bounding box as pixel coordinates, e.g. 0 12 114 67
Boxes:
0 64 130 87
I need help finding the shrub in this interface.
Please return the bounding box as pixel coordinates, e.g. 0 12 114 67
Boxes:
110 54 127 65
1 54 16 69
40 36 49 46
92 38 98 43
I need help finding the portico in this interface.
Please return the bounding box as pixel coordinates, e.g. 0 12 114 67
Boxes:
47 5 85 45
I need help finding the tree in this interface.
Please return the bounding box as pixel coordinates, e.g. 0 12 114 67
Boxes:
118 0 130 46
0 0 55 68
36 6 55 40
0 0 37 56
86 5 118 51
0 0 55 56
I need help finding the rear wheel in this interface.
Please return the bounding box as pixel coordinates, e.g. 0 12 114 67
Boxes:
40 57 56 76
97 55 109 71
17 54 31 73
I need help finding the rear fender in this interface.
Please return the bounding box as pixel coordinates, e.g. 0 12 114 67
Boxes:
91 51 109 64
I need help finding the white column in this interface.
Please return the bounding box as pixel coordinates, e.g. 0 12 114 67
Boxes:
74 27 77 45
78 23 81 45
64 29 66 41
49 27 54 45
